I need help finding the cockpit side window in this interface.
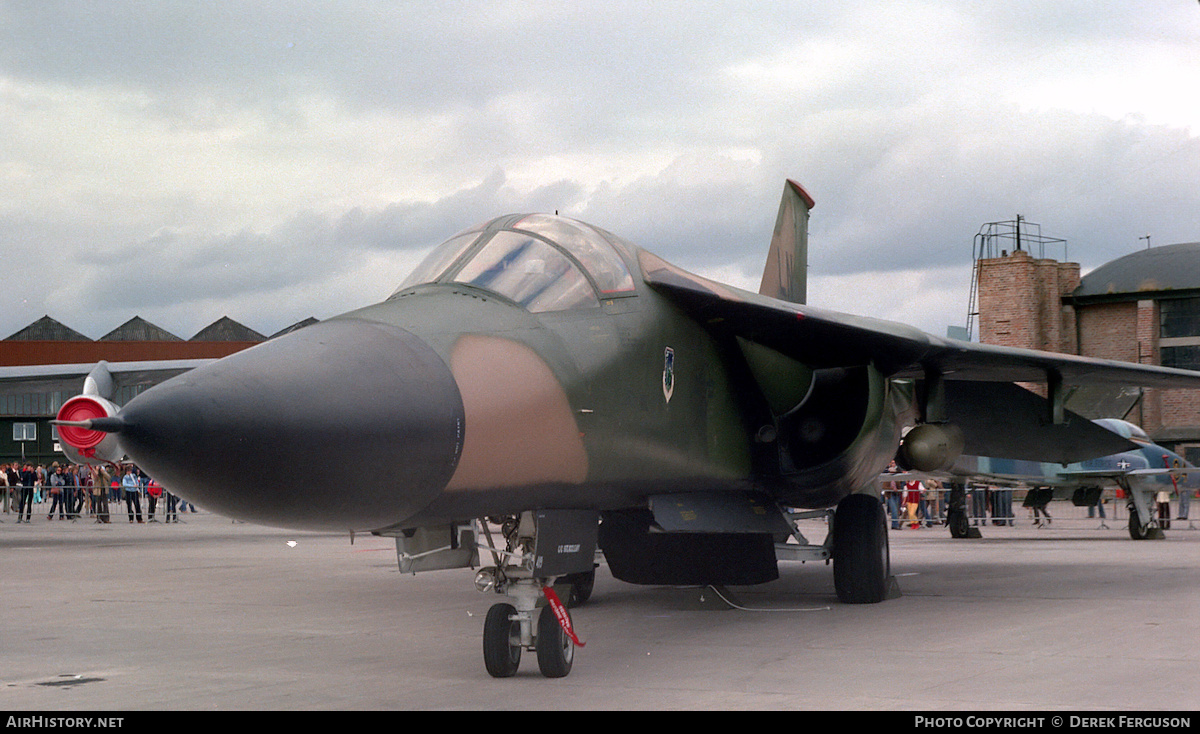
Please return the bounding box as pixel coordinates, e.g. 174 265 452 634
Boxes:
392 230 483 295
451 231 599 312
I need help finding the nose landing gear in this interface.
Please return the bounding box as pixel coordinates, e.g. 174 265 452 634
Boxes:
476 511 593 678
481 579 578 678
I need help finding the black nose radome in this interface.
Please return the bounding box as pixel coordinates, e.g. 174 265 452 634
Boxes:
118 319 464 531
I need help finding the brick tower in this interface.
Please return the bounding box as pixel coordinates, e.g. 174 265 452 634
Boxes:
976 248 1080 356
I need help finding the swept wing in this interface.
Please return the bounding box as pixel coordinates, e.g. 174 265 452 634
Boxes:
641 252 1200 465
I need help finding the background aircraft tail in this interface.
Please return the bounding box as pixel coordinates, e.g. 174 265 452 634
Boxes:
758 179 815 304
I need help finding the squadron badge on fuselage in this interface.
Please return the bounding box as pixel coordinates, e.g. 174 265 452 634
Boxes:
662 347 675 404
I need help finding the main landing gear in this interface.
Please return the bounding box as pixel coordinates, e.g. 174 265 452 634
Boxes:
1127 502 1165 540
945 482 981 539
1123 483 1166 540
831 493 898 604
475 512 594 678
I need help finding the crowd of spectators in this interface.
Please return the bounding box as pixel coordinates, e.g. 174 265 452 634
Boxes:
881 467 1192 531
1 461 196 524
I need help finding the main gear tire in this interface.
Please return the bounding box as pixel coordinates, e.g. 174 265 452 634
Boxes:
948 508 970 538
832 493 891 604
560 569 595 606
1128 507 1151 540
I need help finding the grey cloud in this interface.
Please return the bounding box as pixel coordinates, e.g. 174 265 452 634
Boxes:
2 2 1197 342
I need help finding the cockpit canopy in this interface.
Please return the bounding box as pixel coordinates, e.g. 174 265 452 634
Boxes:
1093 418 1151 443
392 214 637 312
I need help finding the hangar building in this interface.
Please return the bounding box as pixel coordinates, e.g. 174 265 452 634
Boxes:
0 315 315 465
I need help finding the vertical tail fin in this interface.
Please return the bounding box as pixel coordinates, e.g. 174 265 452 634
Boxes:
758 179 815 304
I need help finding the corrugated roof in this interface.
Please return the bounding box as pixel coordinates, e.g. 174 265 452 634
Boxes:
100 316 183 342
1074 242 1200 298
190 317 266 342
4 316 92 342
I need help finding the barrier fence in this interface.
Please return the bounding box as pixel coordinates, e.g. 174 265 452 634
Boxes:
881 487 1197 531
2 485 1194 531
1 485 200 523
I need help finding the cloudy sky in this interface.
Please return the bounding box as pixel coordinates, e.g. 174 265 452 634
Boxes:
2 1 1198 341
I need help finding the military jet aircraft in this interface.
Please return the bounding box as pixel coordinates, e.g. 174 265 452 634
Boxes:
47 180 1200 678
928 418 1198 540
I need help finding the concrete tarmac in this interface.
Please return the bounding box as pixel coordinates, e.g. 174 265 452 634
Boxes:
2 506 1199 711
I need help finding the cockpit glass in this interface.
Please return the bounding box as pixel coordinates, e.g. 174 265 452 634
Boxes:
1093 418 1150 442
512 214 636 294
452 231 599 312
390 214 638 311
394 229 483 293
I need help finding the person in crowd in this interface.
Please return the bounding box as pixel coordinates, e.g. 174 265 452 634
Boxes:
164 483 179 524
3 463 13 511
924 479 941 527
10 462 21 510
882 462 903 530
122 465 143 523
904 479 925 530
146 476 162 522
1156 489 1172 531
992 486 1014 526
47 463 66 520
34 464 46 504
64 464 79 520
17 462 37 523
1087 489 1109 528
970 482 988 526
1027 489 1052 527
91 465 111 524
73 465 89 519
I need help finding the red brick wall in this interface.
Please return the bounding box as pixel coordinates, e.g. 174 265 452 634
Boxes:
1077 303 1138 362
1160 389 1200 430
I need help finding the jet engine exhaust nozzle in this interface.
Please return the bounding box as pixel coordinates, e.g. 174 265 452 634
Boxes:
54 395 125 465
